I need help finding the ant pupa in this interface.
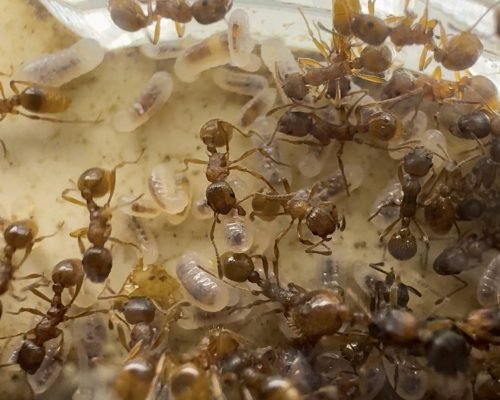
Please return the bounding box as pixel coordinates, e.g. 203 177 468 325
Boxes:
238 87 277 128
112 71 174 133
17 38 105 87
227 9 255 68
140 35 197 60
216 214 255 253
174 251 233 312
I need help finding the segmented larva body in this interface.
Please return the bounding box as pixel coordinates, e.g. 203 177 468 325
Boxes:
238 87 277 127
477 254 500 307
140 36 197 60
112 71 174 133
18 38 105 87
148 163 191 215
212 69 268 96
127 216 159 265
175 251 231 312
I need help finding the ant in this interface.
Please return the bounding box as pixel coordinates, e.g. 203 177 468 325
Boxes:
251 179 345 282
366 262 422 312
369 146 433 263
0 219 58 317
219 251 361 342
0 258 100 375
62 156 142 283
183 119 283 277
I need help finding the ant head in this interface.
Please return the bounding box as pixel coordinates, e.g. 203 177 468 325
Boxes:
403 146 433 177
52 258 84 289
109 0 149 32
191 0 233 25
3 219 38 249
78 167 112 199
220 252 255 283
200 119 233 149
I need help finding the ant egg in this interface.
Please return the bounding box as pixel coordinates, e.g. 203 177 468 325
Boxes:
477 254 500 307
238 87 277 127
18 38 105 87
126 216 159 265
118 195 163 219
175 32 230 83
140 36 197 60
218 214 254 253
27 336 71 394
149 164 191 215
212 68 268 96
298 143 333 178
227 9 255 68
112 71 174 133
175 251 231 312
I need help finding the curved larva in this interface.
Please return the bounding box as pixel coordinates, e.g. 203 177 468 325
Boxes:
140 36 197 60
127 216 159 265
227 9 255 68
148 164 191 215
112 71 173 133
18 38 105 87
477 254 500 307
213 68 268 97
175 251 230 312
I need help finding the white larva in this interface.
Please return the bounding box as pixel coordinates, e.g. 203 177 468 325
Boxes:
148 164 191 215
477 254 500 307
175 251 231 312
18 38 105 87
112 71 174 133
212 68 268 97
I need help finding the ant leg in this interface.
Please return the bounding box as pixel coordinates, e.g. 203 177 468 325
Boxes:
368 199 400 222
26 287 53 303
231 148 288 167
273 219 294 285
182 158 207 172
336 142 350 197
61 188 86 207
251 254 269 280
230 165 278 192
297 220 314 246
278 138 323 146
109 236 141 251
412 219 430 271
8 307 46 317
117 324 130 351
435 275 468 305
12 108 99 124
227 299 273 315
106 153 144 206
70 227 88 254
305 238 332 256
66 308 108 320
210 217 223 279
152 14 162 44
379 218 401 243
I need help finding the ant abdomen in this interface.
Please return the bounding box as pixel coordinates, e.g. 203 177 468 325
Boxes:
82 247 113 283
206 181 239 215
220 252 255 283
77 167 111 199
191 0 233 25
17 339 46 375
122 297 156 325
350 14 390 46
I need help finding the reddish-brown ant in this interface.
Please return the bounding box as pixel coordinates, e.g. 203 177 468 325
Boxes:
0 219 58 317
0 259 101 375
250 179 345 281
62 156 142 283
